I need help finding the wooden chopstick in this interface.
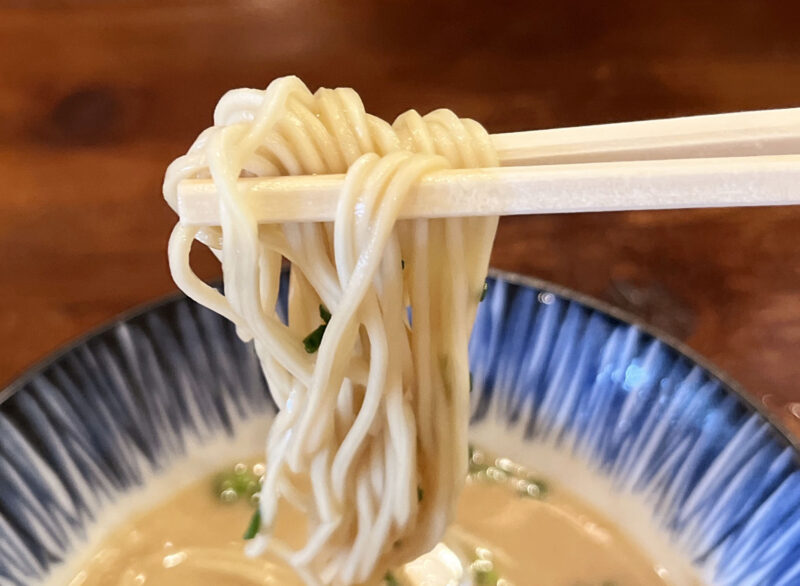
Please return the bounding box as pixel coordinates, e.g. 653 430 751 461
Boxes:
176 108 800 225
177 155 800 225
493 107 800 166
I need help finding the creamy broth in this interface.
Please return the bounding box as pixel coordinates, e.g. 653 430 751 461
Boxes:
67 452 681 586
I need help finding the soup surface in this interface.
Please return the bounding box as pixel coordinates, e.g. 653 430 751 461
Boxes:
66 449 682 586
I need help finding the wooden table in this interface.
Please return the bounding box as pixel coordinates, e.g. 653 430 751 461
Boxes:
2 1 799 436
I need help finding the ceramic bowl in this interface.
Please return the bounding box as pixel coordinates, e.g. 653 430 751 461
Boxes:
1 271 798 585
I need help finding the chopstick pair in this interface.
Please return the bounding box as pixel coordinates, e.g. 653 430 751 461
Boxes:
177 108 800 225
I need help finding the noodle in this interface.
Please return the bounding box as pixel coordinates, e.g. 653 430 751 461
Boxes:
163 76 498 584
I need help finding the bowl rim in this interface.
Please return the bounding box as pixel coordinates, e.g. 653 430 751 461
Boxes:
2 269 797 454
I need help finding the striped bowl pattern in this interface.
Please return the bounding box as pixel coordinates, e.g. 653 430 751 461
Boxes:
1 272 799 585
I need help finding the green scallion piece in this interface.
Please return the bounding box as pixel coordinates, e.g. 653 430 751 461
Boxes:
479 281 488 302
474 568 499 585
303 324 327 353
384 571 400 586
303 304 333 353
243 509 261 540
417 486 424 502
319 304 331 323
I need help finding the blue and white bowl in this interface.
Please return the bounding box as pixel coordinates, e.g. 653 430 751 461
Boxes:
1 271 799 585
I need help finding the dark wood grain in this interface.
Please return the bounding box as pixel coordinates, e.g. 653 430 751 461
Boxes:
2 0 800 435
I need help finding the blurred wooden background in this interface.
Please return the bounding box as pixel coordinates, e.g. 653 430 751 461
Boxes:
1 1 799 434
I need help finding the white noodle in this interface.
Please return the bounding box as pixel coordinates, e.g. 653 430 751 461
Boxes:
163 76 498 585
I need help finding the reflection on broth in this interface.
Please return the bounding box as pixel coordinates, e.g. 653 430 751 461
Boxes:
68 448 685 586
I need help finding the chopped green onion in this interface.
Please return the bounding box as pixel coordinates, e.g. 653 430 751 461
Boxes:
303 305 332 353
213 464 262 503
474 568 499 585
303 324 327 353
417 486 424 502
526 474 548 497
384 571 400 586
479 281 488 302
469 372 474 393
243 509 261 540
401 259 405 269
319 304 331 323
468 445 487 475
